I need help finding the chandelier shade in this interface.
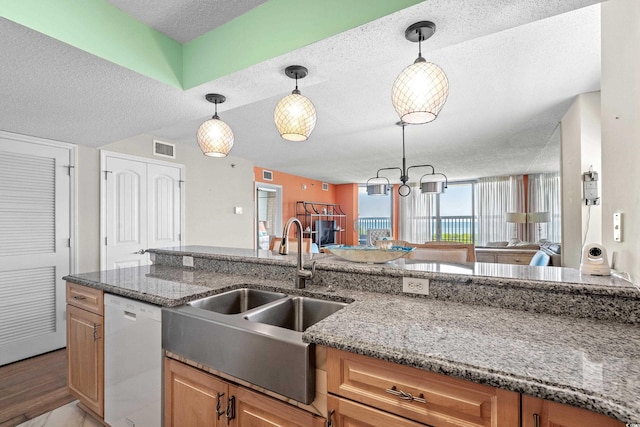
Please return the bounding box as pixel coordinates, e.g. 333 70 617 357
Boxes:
392 21 449 125
274 92 316 142
392 59 449 124
274 65 317 142
196 93 234 157
197 117 234 157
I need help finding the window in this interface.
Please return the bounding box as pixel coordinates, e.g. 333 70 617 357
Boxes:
437 183 475 243
357 186 392 245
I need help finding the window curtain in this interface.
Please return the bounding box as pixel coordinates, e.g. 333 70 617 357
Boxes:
399 186 435 243
528 172 561 243
476 175 525 246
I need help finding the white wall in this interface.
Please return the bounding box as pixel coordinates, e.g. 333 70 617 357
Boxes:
560 92 602 268
601 0 640 282
76 134 255 273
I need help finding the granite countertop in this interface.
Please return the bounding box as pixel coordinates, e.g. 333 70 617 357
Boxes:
148 245 640 297
304 287 640 423
64 261 640 422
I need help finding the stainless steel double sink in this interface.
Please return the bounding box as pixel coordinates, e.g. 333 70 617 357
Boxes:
162 288 349 404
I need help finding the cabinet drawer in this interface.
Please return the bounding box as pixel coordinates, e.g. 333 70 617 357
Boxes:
475 253 495 263
327 348 519 427
328 395 425 426
66 282 104 315
496 253 534 265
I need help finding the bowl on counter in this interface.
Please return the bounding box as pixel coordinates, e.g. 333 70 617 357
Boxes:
323 244 414 263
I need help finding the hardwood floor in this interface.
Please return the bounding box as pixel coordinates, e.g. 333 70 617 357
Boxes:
0 349 74 427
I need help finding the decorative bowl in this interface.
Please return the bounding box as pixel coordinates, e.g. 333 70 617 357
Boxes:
323 245 414 264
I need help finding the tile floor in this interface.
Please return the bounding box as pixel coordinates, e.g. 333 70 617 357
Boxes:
16 402 100 427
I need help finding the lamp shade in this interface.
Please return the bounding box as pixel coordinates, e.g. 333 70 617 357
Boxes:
392 58 449 124
528 211 551 223
366 184 389 196
505 212 527 224
274 92 317 141
420 180 445 194
197 116 234 157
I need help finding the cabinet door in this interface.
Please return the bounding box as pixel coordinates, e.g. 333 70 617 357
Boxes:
328 395 426 426
67 304 104 417
164 358 228 427
230 385 325 427
522 395 625 427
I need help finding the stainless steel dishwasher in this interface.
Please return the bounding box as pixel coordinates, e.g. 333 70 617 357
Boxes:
104 294 162 427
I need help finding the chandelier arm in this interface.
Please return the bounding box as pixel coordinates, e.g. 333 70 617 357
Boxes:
375 167 403 179
406 164 436 175
366 176 391 186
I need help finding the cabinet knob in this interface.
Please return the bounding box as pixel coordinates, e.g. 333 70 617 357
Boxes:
73 295 87 300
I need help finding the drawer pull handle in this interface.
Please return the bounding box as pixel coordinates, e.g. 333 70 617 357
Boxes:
385 386 426 403
73 295 87 300
533 413 540 427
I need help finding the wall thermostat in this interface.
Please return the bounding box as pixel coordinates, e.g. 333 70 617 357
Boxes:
583 170 599 206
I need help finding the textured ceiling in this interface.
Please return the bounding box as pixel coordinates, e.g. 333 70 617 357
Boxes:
104 0 268 43
0 0 602 184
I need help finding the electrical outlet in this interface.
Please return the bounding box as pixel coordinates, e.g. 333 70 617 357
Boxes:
402 277 429 295
182 256 194 267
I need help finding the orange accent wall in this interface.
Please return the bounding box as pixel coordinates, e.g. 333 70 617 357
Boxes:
254 166 337 221
335 183 359 245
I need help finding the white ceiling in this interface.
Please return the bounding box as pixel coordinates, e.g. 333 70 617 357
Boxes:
0 0 601 184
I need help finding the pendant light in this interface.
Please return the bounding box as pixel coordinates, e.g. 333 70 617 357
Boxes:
197 93 234 157
392 21 449 125
274 65 317 142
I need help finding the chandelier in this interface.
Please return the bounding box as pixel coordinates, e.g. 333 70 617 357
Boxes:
366 123 447 197
274 65 317 142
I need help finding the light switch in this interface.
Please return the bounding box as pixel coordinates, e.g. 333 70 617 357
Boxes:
234 206 243 215
613 212 622 242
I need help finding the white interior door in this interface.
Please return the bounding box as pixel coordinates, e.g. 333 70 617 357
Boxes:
0 135 72 366
103 153 183 270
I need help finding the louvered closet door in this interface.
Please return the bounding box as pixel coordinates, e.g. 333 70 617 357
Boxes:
0 138 71 366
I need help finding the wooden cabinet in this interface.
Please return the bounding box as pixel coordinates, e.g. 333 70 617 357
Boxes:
66 282 104 418
165 357 325 427
164 357 227 427
328 395 426 426
327 347 519 427
475 248 537 265
522 395 625 427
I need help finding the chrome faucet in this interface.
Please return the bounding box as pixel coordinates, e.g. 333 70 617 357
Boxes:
280 217 314 289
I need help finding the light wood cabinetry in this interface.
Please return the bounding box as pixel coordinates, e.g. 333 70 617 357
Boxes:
475 248 537 265
522 395 625 427
327 347 519 427
165 357 325 427
66 282 104 419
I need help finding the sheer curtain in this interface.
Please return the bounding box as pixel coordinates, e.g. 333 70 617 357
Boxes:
399 186 435 243
528 172 561 242
476 176 525 246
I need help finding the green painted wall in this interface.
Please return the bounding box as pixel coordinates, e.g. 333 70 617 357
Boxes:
182 0 425 89
1 0 183 87
1 0 423 90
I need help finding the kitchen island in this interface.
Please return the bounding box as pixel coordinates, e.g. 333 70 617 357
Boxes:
64 245 640 424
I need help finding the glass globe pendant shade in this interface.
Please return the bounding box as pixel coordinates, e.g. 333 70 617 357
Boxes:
196 115 234 157
274 90 317 142
392 57 449 125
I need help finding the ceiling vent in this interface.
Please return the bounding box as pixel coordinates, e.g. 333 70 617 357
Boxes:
262 170 273 181
153 140 175 159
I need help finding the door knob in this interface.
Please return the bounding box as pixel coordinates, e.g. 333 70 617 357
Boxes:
134 249 146 254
